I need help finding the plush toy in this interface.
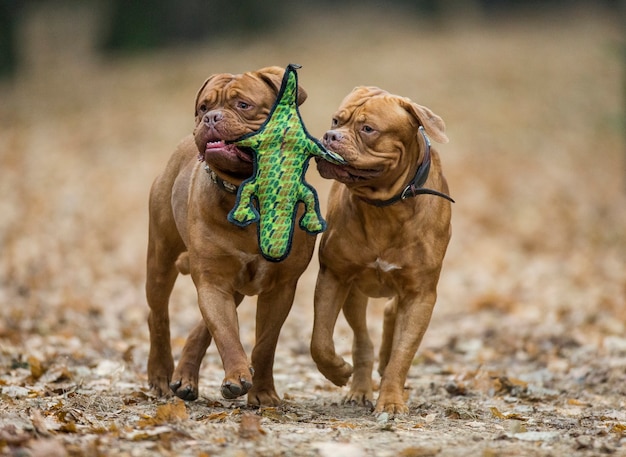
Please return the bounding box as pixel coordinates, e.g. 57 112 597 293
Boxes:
227 64 345 262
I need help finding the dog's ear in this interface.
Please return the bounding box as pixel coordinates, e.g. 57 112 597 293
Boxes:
400 99 449 144
255 66 308 106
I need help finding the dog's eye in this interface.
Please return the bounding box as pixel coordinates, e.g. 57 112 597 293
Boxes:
331 118 338 127
237 101 252 110
198 104 208 113
362 125 375 133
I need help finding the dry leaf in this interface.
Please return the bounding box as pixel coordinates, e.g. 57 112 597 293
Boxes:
239 414 266 440
28 356 45 380
0 425 32 446
330 421 358 429
156 399 188 422
611 424 626 434
204 411 229 422
399 446 441 456
261 407 295 423
490 407 506 419
139 398 188 427
29 438 68 457
30 410 51 436
40 366 73 384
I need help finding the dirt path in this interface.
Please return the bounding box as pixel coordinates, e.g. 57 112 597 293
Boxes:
1 5 625 456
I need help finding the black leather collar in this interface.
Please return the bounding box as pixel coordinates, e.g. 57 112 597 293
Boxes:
359 127 454 207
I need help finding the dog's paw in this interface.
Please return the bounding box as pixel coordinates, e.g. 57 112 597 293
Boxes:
147 355 174 397
148 380 173 397
148 372 173 398
247 388 281 407
170 379 199 401
221 370 253 400
374 401 409 416
344 391 374 411
317 359 353 387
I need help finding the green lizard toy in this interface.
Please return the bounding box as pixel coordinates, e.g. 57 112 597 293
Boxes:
227 63 345 262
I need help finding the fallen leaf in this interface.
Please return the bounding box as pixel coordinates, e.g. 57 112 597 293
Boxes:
139 398 188 427
399 446 441 456
204 411 229 422
29 438 68 457
0 425 32 446
330 420 358 430
513 431 560 442
260 407 296 423
40 365 73 384
490 407 506 419
239 413 266 440
28 356 45 380
30 410 51 436
611 423 626 434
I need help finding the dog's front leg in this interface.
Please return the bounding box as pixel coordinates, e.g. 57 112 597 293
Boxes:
195 284 253 400
375 292 436 415
171 293 245 401
311 267 353 386
246 284 297 406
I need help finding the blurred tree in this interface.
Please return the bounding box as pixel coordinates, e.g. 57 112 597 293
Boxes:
101 0 287 52
0 0 20 79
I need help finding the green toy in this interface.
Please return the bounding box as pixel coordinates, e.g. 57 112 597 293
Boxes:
227 64 345 262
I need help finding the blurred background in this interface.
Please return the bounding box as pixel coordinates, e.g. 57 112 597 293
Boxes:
0 0 624 392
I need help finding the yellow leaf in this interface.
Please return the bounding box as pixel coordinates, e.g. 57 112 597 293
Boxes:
331 421 357 429
239 413 266 440
139 398 188 426
490 407 505 419
155 398 188 422
611 423 626 434
28 356 45 380
204 412 228 422
567 398 587 406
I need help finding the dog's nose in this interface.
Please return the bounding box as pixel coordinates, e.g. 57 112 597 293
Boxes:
204 110 224 126
324 130 343 144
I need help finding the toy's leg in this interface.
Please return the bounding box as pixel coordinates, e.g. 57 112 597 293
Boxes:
298 188 324 233
228 183 258 225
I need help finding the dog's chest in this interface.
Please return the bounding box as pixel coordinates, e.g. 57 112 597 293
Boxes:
348 254 405 297
367 258 402 273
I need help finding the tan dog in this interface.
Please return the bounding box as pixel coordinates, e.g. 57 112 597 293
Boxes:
146 66 316 406
310 87 452 415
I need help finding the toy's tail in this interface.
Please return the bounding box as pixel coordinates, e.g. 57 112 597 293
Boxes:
258 214 293 262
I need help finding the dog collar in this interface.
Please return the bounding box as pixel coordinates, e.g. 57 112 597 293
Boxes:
204 164 239 194
359 127 455 207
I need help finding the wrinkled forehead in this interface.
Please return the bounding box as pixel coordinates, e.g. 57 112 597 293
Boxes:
198 72 274 105
335 92 413 127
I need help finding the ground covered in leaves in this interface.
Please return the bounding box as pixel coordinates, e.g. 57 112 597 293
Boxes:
0 4 625 456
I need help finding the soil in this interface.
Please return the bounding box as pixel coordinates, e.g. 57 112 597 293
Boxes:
0 4 625 457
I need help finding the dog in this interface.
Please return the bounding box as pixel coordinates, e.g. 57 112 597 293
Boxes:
146 66 316 406
310 86 453 415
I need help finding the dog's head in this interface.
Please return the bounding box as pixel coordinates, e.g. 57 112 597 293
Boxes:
317 86 448 199
193 66 308 180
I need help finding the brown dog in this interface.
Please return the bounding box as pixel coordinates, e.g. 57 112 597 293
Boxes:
310 86 452 415
146 66 316 406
